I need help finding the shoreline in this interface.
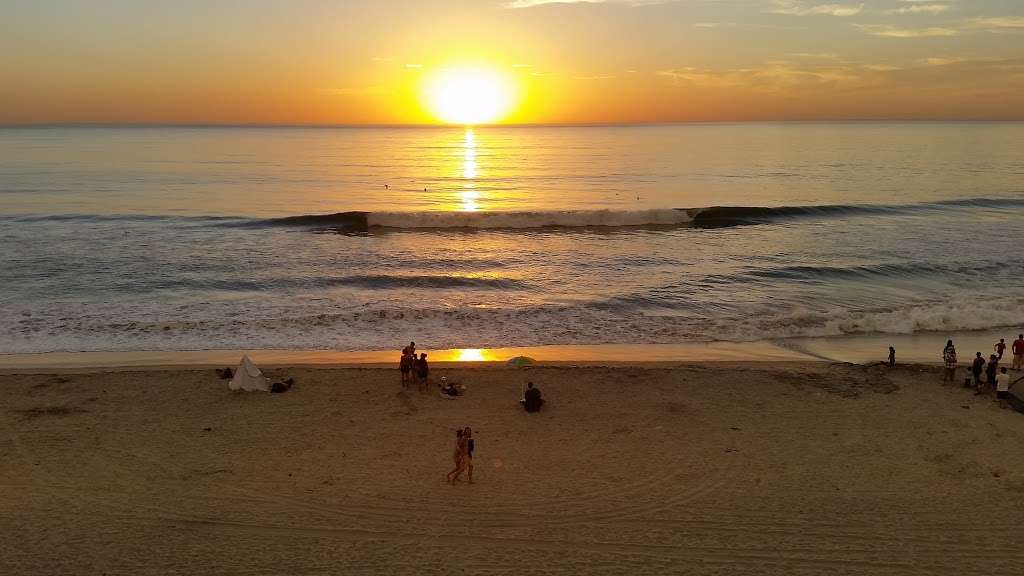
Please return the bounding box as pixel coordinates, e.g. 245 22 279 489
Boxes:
1 328 1018 373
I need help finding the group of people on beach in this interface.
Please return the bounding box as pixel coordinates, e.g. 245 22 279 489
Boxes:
399 342 430 391
941 334 1023 400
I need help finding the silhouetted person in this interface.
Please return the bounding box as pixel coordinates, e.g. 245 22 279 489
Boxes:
888 346 896 367
972 352 985 391
523 381 544 413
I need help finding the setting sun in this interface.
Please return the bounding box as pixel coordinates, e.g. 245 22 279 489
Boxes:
423 67 517 125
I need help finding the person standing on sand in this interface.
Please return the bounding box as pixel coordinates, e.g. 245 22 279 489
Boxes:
445 429 465 482
448 426 474 484
972 352 986 391
400 350 413 388
995 338 1007 360
995 367 1014 401
888 347 896 368
1013 334 1024 371
462 427 474 484
985 354 999 394
416 353 429 391
942 340 957 382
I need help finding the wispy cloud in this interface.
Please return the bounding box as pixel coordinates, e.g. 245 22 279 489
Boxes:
918 57 967 66
965 16 1024 31
854 24 959 37
885 2 951 15
769 1 864 17
506 0 665 7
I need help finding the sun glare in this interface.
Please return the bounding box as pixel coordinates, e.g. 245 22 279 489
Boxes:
424 67 517 125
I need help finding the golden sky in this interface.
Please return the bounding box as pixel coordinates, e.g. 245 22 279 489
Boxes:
2 0 1023 124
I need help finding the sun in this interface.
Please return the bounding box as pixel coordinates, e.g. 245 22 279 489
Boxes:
424 67 517 125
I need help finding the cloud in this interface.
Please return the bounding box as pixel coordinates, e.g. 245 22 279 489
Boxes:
854 24 959 37
966 17 1024 30
918 57 967 66
769 1 864 16
885 3 951 15
505 0 665 7
655 58 1024 97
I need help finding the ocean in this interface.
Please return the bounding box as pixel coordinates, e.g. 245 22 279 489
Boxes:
2 123 1023 355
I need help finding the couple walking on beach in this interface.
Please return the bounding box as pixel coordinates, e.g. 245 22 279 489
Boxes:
446 427 474 484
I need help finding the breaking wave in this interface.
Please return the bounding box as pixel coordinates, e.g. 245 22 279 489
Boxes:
254 197 1024 232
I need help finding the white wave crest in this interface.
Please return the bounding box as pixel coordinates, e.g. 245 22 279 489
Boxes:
366 209 694 229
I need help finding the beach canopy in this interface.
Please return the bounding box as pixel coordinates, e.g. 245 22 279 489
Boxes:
506 356 536 367
229 355 270 392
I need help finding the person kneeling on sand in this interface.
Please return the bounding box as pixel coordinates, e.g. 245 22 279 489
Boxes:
521 381 544 413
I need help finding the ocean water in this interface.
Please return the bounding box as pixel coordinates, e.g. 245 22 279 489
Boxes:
2 123 1023 354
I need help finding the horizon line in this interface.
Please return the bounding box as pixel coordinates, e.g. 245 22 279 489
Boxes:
2 118 1024 129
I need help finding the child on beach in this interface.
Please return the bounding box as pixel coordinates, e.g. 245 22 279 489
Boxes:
996 367 1013 400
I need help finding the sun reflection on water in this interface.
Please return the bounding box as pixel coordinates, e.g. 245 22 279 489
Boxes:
460 128 479 211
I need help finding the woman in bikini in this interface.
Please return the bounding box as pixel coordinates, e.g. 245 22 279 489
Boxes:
445 429 465 483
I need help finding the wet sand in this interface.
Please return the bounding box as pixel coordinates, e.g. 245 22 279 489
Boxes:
2 361 1023 575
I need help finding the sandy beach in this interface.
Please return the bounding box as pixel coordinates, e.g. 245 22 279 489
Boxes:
2 360 1023 575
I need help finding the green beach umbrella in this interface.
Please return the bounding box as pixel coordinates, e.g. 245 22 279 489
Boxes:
506 356 536 367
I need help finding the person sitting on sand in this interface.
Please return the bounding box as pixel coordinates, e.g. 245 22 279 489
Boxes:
972 352 986 391
439 376 460 398
942 340 957 383
445 429 464 482
416 353 429 391
1013 334 1024 371
522 381 544 413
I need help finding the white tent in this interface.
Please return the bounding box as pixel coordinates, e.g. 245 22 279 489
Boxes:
229 355 270 392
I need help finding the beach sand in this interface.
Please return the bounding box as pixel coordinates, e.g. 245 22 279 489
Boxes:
2 361 1023 575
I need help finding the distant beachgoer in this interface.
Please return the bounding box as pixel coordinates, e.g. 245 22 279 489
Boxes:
942 340 957 382
995 338 1007 360
439 376 459 397
972 352 986 390
463 427 474 484
1013 334 1024 370
445 429 464 482
888 346 896 368
996 367 1012 400
399 351 413 387
523 382 544 413
416 353 429 391
449 426 475 484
